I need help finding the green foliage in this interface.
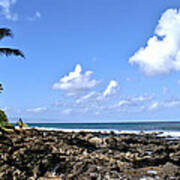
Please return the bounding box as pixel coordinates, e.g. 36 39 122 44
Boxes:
0 109 14 131
0 28 13 40
0 109 8 123
0 28 25 95
0 28 25 131
0 28 25 58
17 118 28 128
0 48 25 58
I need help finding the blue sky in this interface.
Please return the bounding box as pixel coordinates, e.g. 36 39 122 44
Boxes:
1 0 180 122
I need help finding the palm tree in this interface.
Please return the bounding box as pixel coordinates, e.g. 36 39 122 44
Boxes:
0 28 24 93
0 28 24 58
0 28 24 130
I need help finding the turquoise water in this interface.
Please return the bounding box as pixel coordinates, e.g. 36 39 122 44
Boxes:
25 122 180 132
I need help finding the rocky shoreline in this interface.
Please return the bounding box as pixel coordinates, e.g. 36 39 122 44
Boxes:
0 128 180 180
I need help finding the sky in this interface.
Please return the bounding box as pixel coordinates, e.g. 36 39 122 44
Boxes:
1 0 180 123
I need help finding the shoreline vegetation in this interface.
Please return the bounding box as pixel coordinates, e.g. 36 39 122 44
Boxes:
0 127 180 179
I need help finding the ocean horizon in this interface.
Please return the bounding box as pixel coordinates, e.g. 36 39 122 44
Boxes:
14 121 180 133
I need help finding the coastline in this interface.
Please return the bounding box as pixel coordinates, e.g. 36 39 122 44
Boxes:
18 121 180 137
19 126 180 138
1 127 179 179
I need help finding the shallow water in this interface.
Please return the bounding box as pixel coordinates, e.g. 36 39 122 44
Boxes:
25 121 180 132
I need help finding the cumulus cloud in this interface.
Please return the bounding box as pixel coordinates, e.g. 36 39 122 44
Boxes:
75 80 120 104
52 64 98 96
0 0 18 21
26 107 47 113
103 80 118 97
129 9 180 75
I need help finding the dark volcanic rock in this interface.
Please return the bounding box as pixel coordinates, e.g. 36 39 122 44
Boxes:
0 129 179 179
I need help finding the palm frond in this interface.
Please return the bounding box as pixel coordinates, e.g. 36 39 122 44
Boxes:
0 84 3 93
0 48 25 58
0 28 13 40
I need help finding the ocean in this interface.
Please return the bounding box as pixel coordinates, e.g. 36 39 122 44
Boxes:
25 121 180 132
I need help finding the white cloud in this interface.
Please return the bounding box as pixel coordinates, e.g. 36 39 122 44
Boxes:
118 100 132 107
28 11 41 21
52 64 98 95
110 95 154 112
116 95 153 108
76 91 96 104
0 0 18 21
64 92 155 116
163 99 180 108
103 80 118 97
148 99 180 111
36 11 41 18
0 0 41 22
149 102 159 110
0 106 8 111
131 95 154 102
62 108 72 115
129 9 180 75
26 107 47 113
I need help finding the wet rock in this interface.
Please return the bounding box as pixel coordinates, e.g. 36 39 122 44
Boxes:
89 137 103 146
0 129 179 179
160 162 180 178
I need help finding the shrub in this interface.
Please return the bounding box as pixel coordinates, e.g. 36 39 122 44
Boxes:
0 110 14 130
0 109 8 123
